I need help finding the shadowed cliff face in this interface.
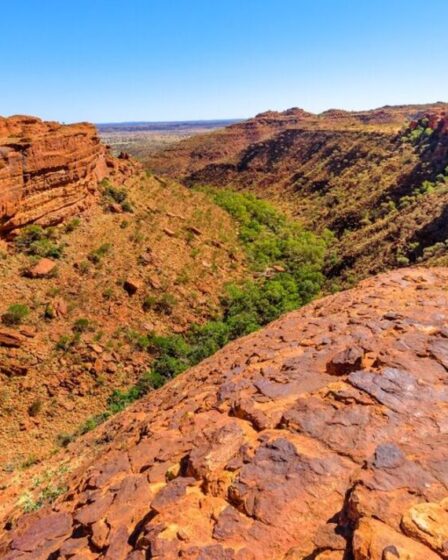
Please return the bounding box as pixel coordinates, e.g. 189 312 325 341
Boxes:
146 104 448 282
3 267 448 559
0 115 134 235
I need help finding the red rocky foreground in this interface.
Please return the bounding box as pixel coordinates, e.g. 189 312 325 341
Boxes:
2 267 448 559
0 115 134 235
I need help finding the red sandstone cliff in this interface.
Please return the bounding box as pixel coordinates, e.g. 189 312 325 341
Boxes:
2 267 448 559
0 115 133 235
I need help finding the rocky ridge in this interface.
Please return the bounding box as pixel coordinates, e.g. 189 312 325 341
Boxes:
146 103 448 282
0 115 134 235
146 103 448 179
2 267 448 559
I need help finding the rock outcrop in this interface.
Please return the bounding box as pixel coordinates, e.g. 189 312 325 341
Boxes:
3 267 448 558
0 115 133 235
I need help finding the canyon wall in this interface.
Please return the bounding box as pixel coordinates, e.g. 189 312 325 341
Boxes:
0 115 131 235
146 105 448 281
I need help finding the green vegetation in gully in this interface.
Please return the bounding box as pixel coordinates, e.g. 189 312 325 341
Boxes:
65 189 332 439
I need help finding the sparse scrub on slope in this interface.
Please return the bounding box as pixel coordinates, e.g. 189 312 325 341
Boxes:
76 190 332 427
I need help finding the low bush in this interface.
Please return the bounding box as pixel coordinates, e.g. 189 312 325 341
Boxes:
103 185 127 204
55 334 78 351
102 182 133 212
15 225 64 258
2 303 30 326
73 318 91 333
28 399 43 417
143 293 177 314
120 200 134 213
124 328 150 350
88 243 112 265
64 218 81 233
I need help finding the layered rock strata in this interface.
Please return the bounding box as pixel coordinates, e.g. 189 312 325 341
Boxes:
0 115 132 234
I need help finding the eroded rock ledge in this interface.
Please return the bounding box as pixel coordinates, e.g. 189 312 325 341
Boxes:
2 267 448 559
0 115 133 235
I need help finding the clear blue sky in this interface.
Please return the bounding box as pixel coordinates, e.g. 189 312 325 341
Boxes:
1 0 447 123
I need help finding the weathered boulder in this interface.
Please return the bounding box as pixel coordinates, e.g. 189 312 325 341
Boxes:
26 257 57 278
123 277 142 295
0 327 25 347
401 500 448 556
353 518 441 560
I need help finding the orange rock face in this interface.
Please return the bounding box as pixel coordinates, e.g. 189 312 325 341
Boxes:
0 115 134 235
3 267 448 558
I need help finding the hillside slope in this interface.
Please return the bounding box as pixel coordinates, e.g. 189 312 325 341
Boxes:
0 171 248 469
0 116 252 470
2 267 448 559
147 103 448 282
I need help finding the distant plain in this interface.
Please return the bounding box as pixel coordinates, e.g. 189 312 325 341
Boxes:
97 119 242 157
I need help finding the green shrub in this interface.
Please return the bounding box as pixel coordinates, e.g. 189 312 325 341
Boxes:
44 302 56 320
78 260 90 275
56 432 74 447
64 218 81 233
103 184 128 204
107 388 141 414
396 254 410 266
139 369 166 390
398 195 415 209
55 335 73 351
121 200 134 213
2 303 30 326
29 238 63 258
15 225 44 248
73 318 91 333
124 329 150 350
78 411 110 435
142 295 157 312
143 293 177 314
21 455 39 469
102 287 114 300
38 484 67 504
15 225 64 258
88 243 112 265
28 399 43 417
176 270 190 284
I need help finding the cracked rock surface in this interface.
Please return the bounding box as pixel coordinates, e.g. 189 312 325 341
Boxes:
3 267 448 559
